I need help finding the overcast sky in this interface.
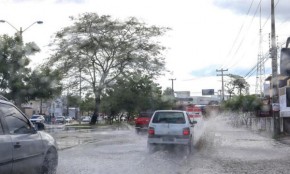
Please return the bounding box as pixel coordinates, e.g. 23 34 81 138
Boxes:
1 0 290 96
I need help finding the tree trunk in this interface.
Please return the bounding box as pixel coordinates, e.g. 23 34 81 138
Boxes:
40 98 43 114
90 93 100 125
15 98 23 112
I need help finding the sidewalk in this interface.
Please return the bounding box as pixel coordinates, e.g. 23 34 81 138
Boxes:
276 133 290 146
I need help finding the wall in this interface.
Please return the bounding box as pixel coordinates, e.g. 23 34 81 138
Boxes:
245 117 275 137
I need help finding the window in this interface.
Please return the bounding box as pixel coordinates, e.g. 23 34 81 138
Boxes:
1 104 32 134
152 112 185 124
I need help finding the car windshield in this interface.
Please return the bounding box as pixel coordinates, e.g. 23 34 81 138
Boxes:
1 1 290 174
152 112 185 124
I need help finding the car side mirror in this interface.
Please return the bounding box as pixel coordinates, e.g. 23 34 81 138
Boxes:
34 122 46 131
191 120 197 124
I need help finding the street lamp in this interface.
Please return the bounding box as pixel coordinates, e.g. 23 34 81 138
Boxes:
0 20 43 42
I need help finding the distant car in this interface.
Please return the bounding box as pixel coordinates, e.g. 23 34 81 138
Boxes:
147 110 197 153
135 112 153 133
55 116 66 124
0 97 58 174
82 116 91 123
29 115 45 124
65 116 73 123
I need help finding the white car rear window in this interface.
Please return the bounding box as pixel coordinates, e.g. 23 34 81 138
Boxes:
152 112 185 124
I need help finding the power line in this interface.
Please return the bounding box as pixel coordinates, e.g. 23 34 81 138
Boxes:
227 0 282 76
262 0 281 29
244 52 270 78
220 0 255 69
225 0 262 69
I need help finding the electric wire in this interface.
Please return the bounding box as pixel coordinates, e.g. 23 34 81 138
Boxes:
233 0 281 79
262 0 281 29
225 0 262 70
244 52 270 78
219 0 255 69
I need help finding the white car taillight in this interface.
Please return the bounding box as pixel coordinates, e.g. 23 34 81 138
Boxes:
183 127 190 136
148 127 155 135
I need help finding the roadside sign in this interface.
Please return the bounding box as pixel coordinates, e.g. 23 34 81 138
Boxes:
202 89 214 95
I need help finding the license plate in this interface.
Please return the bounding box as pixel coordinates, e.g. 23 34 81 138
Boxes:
163 137 174 141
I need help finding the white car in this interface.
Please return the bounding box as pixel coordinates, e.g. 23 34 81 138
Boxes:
147 110 197 153
65 116 73 123
55 116 66 124
81 116 91 123
29 115 45 124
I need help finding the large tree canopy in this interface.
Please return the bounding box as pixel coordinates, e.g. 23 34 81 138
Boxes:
0 34 62 108
0 34 40 106
47 13 169 124
225 74 249 96
100 75 174 123
28 67 63 100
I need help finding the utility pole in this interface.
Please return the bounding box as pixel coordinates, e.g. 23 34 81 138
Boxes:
169 78 176 95
216 69 229 101
271 0 280 136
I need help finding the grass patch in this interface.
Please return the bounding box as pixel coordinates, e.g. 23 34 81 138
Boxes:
65 124 92 130
65 122 131 130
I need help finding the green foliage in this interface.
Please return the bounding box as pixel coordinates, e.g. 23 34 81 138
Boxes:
80 96 95 114
0 34 62 106
225 74 249 97
67 95 81 107
100 75 174 118
28 67 62 100
163 87 173 96
222 95 262 112
46 13 169 124
0 34 40 105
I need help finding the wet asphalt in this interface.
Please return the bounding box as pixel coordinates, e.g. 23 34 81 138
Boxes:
49 117 290 174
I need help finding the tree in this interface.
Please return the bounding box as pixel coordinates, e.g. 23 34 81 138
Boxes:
100 75 173 123
28 67 62 113
47 13 169 124
226 74 249 96
80 95 95 115
0 34 40 107
222 95 262 113
161 87 176 108
225 81 235 99
163 87 173 96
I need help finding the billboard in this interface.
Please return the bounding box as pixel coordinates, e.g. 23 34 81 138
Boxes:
280 48 290 76
175 91 190 98
202 89 214 95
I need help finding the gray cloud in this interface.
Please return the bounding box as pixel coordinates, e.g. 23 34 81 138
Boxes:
11 0 45 2
11 0 85 3
213 0 290 21
55 0 85 3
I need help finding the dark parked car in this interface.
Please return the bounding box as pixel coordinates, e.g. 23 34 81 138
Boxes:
135 112 153 133
0 97 58 174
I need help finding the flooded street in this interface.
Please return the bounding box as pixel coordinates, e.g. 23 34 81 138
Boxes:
54 116 290 174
